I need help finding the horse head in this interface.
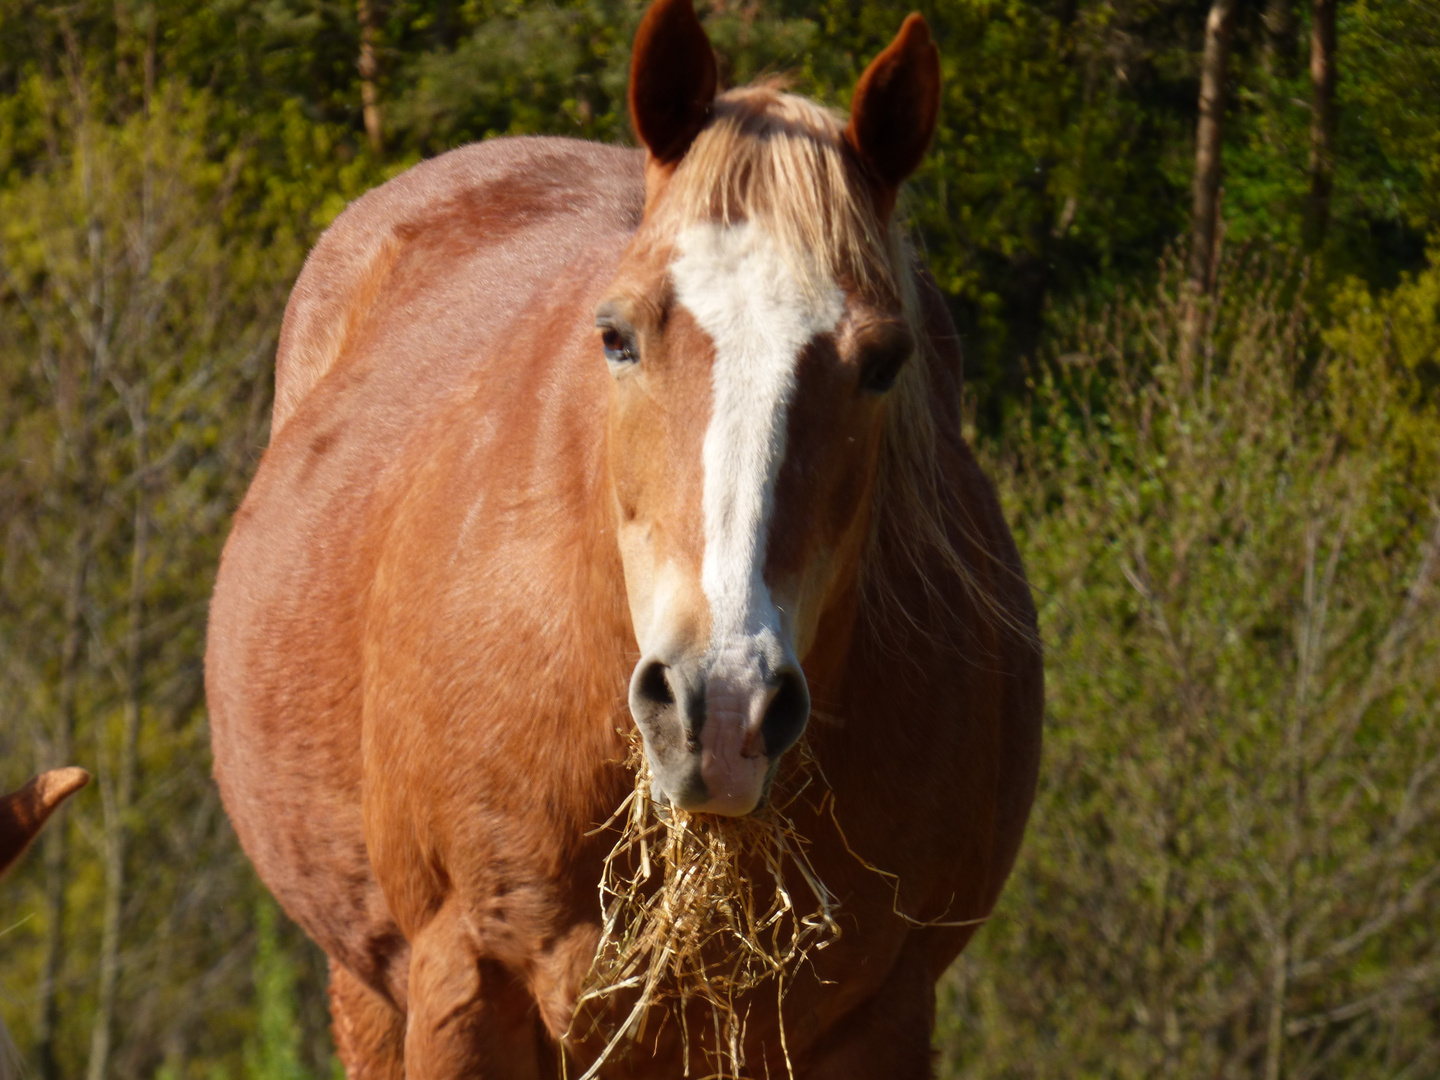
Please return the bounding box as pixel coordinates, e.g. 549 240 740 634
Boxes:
598 0 940 816
0 767 88 878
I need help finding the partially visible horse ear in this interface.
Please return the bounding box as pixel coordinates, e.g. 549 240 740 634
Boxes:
845 13 941 211
0 767 89 879
629 0 718 165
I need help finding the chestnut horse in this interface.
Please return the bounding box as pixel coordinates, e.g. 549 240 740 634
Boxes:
206 2 1042 1076
0 768 88 878
1 768 88 1076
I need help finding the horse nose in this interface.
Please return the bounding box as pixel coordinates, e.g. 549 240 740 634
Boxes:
628 653 810 816
758 666 809 758
693 663 809 816
702 662 810 760
632 656 676 712
630 656 701 751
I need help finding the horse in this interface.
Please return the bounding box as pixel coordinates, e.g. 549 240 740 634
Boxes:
0 768 88 879
1 767 88 1080
205 1 1042 1075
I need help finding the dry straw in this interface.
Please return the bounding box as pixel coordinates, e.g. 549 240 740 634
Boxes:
567 734 840 1080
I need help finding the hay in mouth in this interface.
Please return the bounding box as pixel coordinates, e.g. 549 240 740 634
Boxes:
568 733 841 1080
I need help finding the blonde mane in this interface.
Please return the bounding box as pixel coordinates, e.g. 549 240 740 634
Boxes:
654 83 1018 640
656 83 897 300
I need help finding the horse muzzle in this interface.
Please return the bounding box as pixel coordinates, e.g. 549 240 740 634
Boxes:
628 644 810 816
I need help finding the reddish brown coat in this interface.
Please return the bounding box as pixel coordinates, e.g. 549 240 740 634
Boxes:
207 8 1041 1077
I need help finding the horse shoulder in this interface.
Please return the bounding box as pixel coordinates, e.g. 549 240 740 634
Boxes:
824 265 1042 935
357 246 635 939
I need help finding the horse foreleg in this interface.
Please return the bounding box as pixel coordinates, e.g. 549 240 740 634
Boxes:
330 961 405 1080
403 899 546 1080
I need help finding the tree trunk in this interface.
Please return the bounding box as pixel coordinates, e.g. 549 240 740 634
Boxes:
1305 0 1337 249
1000 1 1079 402
38 98 111 1080
86 435 148 1080
35 532 90 1080
1182 0 1238 378
358 0 384 154
1188 0 1238 295
1262 0 1297 80
1262 931 1291 1080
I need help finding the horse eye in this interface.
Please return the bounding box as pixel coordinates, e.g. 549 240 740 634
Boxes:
858 328 914 393
601 327 638 365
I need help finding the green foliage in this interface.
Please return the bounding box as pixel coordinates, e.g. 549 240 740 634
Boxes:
938 253 1440 1078
386 0 824 151
245 899 333 1080
0 75 327 1080
1224 0 1439 286
1326 248 1440 459
1335 1 1440 262
0 0 1436 408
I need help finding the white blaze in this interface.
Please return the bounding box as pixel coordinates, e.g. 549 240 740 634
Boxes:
669 221 844 671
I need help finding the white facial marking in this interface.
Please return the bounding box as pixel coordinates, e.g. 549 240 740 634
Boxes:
669 221 843 674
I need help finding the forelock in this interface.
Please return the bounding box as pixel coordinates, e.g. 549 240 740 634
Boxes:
652 84 901 302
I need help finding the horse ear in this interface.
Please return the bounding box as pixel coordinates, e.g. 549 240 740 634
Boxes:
0 767 89 878
629 0 718 165
845 14 941 208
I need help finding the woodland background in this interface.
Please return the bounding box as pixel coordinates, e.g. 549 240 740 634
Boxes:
0 1 1437 1078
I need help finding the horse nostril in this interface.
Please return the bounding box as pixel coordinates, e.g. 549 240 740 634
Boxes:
635 659 674 708
761 668 810 757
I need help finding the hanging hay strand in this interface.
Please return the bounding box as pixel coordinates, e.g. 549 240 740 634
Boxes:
568 733 841 1080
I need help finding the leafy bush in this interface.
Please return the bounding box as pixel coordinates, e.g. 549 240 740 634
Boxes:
244 899 333 1080
938 255 1440 1079
0 85 317 1080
